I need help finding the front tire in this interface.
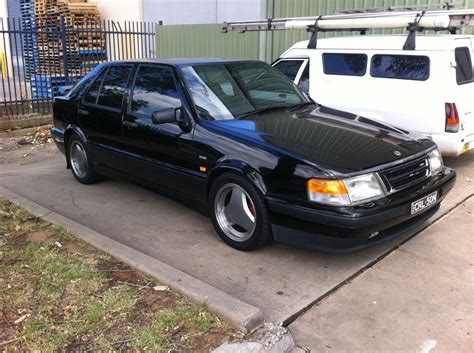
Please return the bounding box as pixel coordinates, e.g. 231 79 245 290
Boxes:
209 172 272 251
68 135 101 184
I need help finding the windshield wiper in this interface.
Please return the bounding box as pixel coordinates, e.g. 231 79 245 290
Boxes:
287 102 318 112
237 105 290 119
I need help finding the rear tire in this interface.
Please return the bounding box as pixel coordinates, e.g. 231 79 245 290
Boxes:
68 134 101 184
209 172 272 251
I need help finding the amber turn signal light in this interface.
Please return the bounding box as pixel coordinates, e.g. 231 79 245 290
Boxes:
307 179 348 195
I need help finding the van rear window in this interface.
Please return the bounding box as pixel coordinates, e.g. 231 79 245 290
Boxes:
322 53 367 76
371 55 430 81
455 47 473 85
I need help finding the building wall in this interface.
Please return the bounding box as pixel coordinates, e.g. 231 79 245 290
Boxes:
89 0 143 22
143 0 262 24
155 0 474 62
156 23 260 59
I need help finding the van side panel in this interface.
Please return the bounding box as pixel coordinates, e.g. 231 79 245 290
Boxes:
279 42 474 156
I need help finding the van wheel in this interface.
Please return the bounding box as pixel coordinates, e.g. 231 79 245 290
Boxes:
209 172 272 251
68 135 101 184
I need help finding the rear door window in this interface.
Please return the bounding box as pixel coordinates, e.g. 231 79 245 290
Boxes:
455 47 473 85
323 53 367 76
84 69 107 104
273 59 304 81
371 55 430 81
97 65 134 110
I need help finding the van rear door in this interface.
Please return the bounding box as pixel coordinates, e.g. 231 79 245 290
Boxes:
453 38 474 152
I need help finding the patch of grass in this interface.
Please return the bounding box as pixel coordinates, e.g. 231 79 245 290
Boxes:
49 224 75 241
0 197 239 350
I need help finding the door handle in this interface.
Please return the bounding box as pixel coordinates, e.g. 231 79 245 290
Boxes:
123 121 139 128
78 109 89 116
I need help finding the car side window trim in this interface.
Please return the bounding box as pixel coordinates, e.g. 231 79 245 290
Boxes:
127 63 182 118
82 64 134 112
82 66 108 106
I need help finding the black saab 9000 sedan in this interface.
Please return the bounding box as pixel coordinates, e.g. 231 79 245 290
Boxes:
52 58 455 252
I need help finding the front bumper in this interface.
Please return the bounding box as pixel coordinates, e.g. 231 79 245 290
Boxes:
268 167 456 253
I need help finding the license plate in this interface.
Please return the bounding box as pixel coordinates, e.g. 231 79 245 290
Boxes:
411 191 438 215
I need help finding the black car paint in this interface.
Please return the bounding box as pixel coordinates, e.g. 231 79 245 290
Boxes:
52 58 456 252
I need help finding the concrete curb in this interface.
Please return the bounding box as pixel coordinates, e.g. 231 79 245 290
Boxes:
0 115 52 131
213 323 301 353
0 185 264 333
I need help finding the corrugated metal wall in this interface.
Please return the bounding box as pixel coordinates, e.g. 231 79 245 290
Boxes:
156 24 260 59
156 0 474 61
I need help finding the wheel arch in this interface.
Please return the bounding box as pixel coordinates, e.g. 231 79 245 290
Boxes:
207 160 268 198
64 125 88 169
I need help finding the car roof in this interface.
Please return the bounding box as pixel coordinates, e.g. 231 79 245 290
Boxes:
103 57 254 67
286 34 474 51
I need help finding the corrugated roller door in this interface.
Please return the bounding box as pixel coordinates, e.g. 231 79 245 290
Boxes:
7 0 22 57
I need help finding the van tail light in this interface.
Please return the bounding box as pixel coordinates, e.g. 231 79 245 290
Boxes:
445 103 459 133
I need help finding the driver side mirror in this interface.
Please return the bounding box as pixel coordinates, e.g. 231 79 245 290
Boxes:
152 107 180 125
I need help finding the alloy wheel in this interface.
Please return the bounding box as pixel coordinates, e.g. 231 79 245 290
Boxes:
70 141 88 179
214 183 257 242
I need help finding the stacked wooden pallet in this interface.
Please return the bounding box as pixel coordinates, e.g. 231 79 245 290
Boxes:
32 0 105 97
66 2 106 56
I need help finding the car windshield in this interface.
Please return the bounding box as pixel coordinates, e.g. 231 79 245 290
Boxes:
181 62 307 120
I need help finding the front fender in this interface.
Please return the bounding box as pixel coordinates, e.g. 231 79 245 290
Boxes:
208 159 268 195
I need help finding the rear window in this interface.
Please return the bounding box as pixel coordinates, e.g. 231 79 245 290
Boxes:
273 60 304 81
322 53 367 76
371 55 430 81
455 47 473 85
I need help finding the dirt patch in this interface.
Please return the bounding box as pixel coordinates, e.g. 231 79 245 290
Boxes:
26 230 55 243
60 239 97 257
96 258 148 286
0 124 59 166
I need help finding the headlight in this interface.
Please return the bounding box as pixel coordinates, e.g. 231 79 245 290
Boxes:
428 149 443 175
307 173 385 206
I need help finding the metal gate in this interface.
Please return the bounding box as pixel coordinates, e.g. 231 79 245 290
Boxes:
0 17 157 117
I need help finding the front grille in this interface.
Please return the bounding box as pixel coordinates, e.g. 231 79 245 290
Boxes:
379 155 430 192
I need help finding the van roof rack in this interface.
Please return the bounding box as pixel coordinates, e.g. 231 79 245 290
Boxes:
335 2 463 14
222 6 474 51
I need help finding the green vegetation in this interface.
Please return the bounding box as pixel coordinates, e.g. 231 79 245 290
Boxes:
0 198 238 350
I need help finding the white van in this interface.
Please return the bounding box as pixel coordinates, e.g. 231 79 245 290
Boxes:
273 35 474 157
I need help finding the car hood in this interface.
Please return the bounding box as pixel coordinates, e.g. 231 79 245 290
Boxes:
202 105 435 174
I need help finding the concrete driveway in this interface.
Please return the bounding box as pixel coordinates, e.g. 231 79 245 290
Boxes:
1 141 472 328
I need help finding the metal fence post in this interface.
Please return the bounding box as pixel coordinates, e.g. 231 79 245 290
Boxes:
1 16 157 117
60 15 70 85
